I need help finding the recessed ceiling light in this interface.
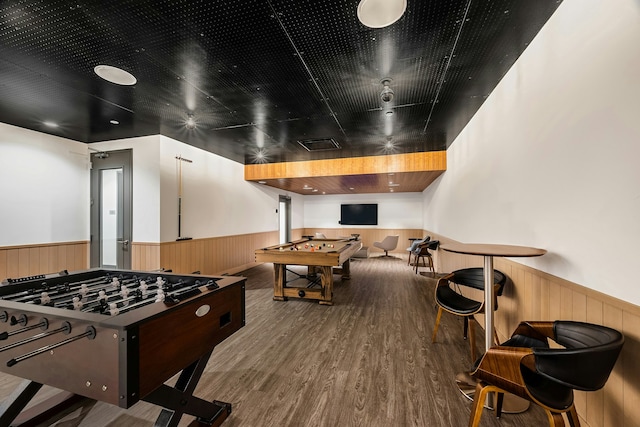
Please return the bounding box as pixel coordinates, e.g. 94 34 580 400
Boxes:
43 121 58 128
94 65 137 86
357 0 407 28
110 120 119 125
312 189 318 192
258 181 267 184
185 114 196 129
349 187 355 190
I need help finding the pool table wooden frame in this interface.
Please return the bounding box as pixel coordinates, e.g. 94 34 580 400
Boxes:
255 238 362 305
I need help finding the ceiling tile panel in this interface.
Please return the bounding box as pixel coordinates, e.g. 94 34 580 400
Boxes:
0 0 563 174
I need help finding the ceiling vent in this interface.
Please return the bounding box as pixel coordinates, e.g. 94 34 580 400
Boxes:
297 138 342 152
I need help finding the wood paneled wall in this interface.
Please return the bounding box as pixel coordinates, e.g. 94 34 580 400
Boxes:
131 242 161 272
0 241 89 281
0 231 300 280
157 227 420 276
158 230 303 276
304 228 424 254
427 230 639 427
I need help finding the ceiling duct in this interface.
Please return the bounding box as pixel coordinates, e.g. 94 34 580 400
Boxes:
297 138 342 152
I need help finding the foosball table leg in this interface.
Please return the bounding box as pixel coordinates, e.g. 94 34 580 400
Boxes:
0 380 43 426
0 380 90 427
143 349 232 427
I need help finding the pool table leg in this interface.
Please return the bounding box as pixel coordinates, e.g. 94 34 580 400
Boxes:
341 259 351 280
273 263 287 301
318 266 334 305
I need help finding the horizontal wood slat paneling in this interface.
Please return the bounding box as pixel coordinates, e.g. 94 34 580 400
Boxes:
425 229 639 427
0 241 89 281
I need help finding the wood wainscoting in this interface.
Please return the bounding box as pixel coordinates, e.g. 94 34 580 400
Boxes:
158 229 304 276
0 241 89 281
131 242 161 272
157 227 425 276
303 228 424 255
426 230 640 427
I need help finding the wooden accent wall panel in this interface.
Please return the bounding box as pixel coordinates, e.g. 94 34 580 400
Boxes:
159 230 292 275
425 230 639 427
303 228 424 255
131 242 161 272
244 152 446 194
0 241 89 281
245 151 446 180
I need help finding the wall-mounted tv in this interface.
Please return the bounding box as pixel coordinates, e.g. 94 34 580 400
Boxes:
340 204 378 225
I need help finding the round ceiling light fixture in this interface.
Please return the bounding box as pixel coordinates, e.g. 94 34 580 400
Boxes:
380 78 394 103
357 0 407 28
94 65 137 86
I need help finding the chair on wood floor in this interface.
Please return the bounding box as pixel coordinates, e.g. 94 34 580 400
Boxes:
431 267 507 362
373 235 399 257
407 236 430 265
412 240 439 274
469 320 624 427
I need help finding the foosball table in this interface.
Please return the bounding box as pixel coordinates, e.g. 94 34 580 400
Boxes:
0 268 246 427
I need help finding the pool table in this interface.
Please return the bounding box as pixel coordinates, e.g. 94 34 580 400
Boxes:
255 237 362 305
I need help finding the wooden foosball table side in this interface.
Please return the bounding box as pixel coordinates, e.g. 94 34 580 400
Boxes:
0 270 246 427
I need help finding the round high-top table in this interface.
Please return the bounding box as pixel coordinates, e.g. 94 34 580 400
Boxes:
440 242 546 412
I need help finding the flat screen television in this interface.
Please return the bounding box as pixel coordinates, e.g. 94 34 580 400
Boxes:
340 204 378 225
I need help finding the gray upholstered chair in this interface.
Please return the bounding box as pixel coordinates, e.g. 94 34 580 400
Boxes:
412 239 439 273
373 235 399 257
406 236 430 265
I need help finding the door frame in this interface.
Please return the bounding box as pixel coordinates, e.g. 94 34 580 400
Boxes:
90 149 133 269
279 195 291 244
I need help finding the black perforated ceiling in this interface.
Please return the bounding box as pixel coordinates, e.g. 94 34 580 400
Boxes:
0 0 562 164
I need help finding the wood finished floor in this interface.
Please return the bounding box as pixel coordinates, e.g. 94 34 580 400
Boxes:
0 255 548 426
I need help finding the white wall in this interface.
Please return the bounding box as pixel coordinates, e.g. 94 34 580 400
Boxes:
423 0 640 304
159 136 303 241
304 192 423 229
0 123 89 246
1 128 304 248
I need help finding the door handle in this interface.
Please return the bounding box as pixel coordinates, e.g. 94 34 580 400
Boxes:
117 240 129 247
